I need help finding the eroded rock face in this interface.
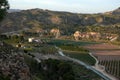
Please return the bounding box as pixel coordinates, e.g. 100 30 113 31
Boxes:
0 42 31 80
50 28 60 38
73 31 101 40
96 17 103 23
73 31 81 41
50 16 61 24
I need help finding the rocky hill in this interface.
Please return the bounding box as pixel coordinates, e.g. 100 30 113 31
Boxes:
0 42 31 80
0 7 120 34
7 9 21 13
110 7 120 15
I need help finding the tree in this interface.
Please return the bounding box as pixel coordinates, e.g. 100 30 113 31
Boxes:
0 0 9 21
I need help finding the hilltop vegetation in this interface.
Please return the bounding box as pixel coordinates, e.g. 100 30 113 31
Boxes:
0 7 120 35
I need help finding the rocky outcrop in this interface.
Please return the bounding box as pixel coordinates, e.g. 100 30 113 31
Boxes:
73 31 81 40
50 28 60 38
73 31 101 40
50 16 61 24
0 42 31 80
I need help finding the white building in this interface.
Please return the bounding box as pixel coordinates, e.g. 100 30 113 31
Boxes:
28 38 34 42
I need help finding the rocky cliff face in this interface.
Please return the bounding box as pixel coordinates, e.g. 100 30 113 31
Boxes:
0 42 31 80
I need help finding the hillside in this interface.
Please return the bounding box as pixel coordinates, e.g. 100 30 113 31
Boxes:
7 9 21 13
0 7 120 34
0 42 31 80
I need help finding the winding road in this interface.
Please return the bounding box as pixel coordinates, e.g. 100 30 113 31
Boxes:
57 48 112 80
31 46 115 80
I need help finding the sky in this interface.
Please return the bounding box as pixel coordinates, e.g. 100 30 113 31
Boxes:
8 0 120 13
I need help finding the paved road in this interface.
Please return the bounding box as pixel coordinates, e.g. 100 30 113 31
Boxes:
58 49 111 80
30 46 112 80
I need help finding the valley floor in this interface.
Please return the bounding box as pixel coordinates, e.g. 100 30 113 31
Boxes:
84 43 120 80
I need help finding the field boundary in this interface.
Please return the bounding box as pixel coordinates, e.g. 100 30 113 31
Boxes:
89 53 118 80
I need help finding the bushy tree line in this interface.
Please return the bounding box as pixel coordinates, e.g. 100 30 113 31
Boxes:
24 56 75 80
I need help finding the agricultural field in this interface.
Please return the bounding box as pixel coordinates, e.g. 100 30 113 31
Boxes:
47 39 99 46
84 43 120 80
64 51 96 65
98 55 120 79
47 39 98 65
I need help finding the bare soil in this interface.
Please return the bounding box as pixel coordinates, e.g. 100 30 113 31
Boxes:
84 43 120 55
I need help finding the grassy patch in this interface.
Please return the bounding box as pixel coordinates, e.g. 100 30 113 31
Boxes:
59 45 89 52
64 51 96 65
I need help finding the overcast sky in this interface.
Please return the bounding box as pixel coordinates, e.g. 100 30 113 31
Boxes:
8 0 120 13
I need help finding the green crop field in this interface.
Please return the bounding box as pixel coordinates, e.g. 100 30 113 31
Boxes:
64 51 96 65
47 39 100 46
47 39 97 65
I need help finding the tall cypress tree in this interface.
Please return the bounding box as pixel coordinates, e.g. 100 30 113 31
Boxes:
0 0 9 21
